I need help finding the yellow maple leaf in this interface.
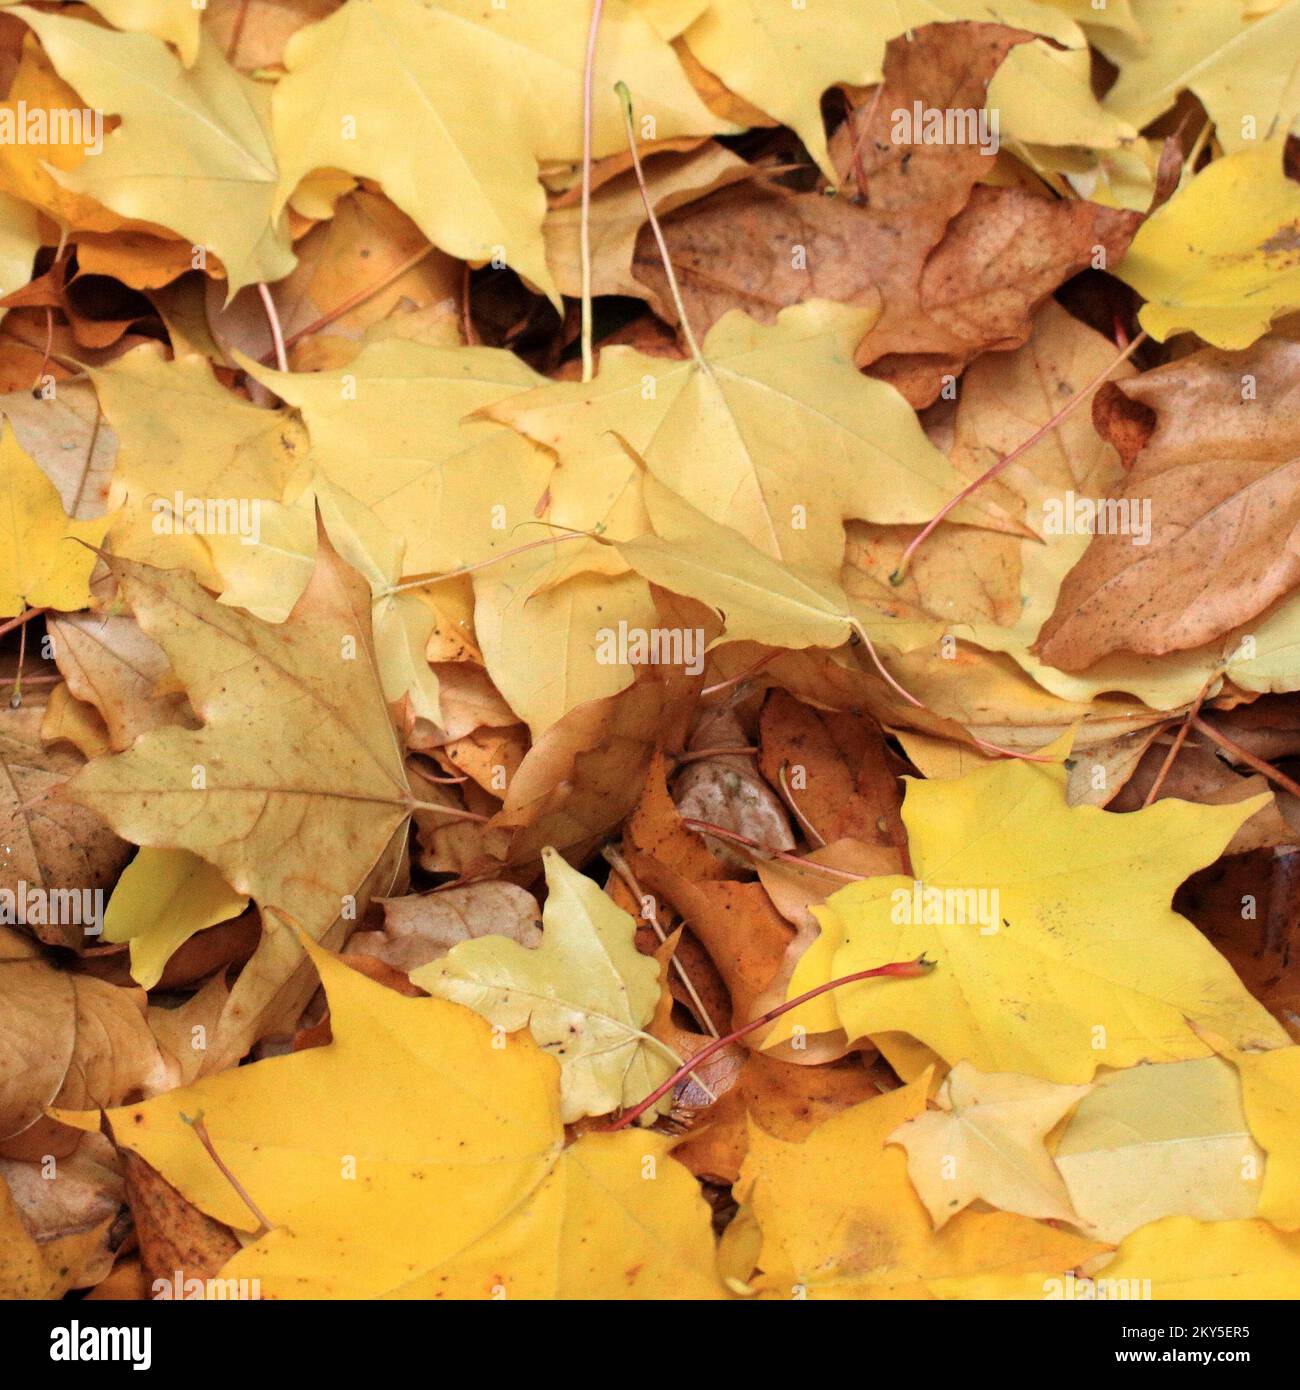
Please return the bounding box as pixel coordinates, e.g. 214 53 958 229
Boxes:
1053 1057 1265 1242
1092 1216 1300 1298
58 937 725 1299
415 847 675 1122
246 339 551 578
1095 0 1300 153
11 7 295 295
91 348 309 592
887 1060 1090 1228
1209 1039 1300 1231
486 301 1009 589
69 527 411 941
771 756 1290 1078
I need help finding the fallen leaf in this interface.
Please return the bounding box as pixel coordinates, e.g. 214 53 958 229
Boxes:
0 424 110 617
1037 338 1300 668
1093 1215 1300 1298
415 847 672 1122
63 936 725 1298
11 7 295 294
101 847 248 990
270 0 729 303
1117 140 1300 348
0 926 170 1160
1 703 129 950
888 1060 1089 1228
347 882 542 976
1053 1056 1264 1242
774 755 1290 1077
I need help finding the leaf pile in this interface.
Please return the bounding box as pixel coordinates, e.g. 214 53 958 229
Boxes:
3 0 1300 1302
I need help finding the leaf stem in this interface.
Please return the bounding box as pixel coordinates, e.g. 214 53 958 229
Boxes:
579 0 607 384
614 80 708 371
1142 676 1214 808
0 605 47 640
256 283 289 373
890 332 1148 584
607 955 934 1129
672 744 758 766
381 531 587 596
680 817 868 880
848 618 1055 764
408 800 489 823
180 1110 272 1238
1192 716 1300 801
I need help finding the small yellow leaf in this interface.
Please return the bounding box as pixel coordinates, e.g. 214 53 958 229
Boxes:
888 1060 1090 1228
1094 1216 1300 1298
1053 1057 1264 1242
103 847 248 991
0 427 110 618
415 847 672 1122
1213 1041 1300 1231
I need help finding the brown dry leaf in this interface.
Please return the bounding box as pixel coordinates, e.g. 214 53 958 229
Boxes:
153 912 260 993
1 703 130 949
856 186 1138 406
637 24 1028 338
147 975 233 1086
0 926 170 1160
206 0 341 72
83 1255 146 1300
673 1051 884 1186
47 608 189 753
74 231 196 292
640 24 1138 406
345 882 542 975
643 865 794 1032
408 758 508 880
673 709 793 866
757 690 904 851
0 1128 122 1289
1179 851 1300 1043
1111 741 1294 854
1038 339 1300 669
1203 697 1300 766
